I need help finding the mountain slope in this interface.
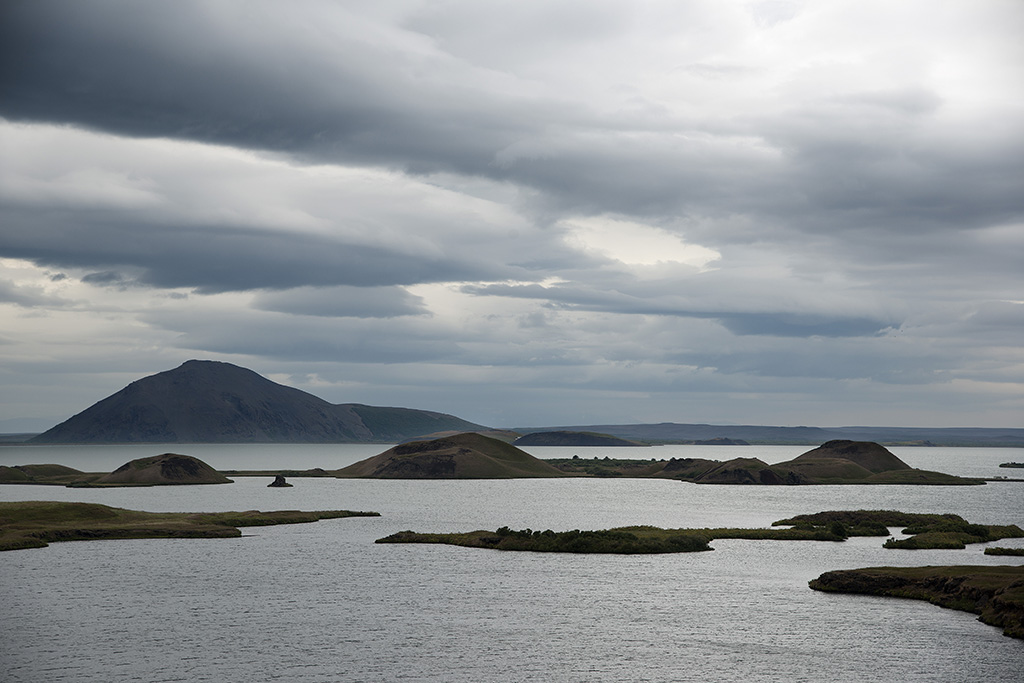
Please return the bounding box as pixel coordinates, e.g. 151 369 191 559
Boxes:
30 360 485 444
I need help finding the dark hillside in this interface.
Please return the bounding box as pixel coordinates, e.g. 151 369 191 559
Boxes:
30 360 484 444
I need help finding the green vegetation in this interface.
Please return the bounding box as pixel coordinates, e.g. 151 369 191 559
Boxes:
985 547 1024 556
0 501 379 552
774 510 1024 549
545 456 672 478
810 565 1024 639
376 520 855 554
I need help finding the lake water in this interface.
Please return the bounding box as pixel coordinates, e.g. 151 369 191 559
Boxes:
1 444 1022 682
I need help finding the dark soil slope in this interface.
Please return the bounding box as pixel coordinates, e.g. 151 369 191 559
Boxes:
30 360 484 443
336 433 567 479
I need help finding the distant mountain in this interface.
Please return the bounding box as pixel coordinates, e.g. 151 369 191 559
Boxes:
513 423 1024 447
30 360 486 444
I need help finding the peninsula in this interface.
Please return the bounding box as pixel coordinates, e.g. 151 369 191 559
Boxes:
810 566 1024 640
376 510 1023 554
0 501 379 551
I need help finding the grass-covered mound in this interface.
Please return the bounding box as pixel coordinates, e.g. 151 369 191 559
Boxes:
335 433 567 479
0 464 90 486
82 453 231 486
809 565 1024 639
0 501 379 551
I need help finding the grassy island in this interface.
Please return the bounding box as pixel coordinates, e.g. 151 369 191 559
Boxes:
810 565 1024 639
0 501 380 551
773 510 1024 549
377 526 714 553
376 510 1024 555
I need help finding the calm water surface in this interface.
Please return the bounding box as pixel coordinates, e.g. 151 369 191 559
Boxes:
1 444 1022 682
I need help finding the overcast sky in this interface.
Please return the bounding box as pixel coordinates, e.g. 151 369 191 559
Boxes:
1 0 1022 431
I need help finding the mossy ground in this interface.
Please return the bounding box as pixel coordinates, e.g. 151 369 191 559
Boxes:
0 501 379 551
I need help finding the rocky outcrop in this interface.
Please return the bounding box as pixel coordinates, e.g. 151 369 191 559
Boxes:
810 565 1024 639
268 475 293 487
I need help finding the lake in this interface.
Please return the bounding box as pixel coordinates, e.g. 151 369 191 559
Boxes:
1 444 1022 682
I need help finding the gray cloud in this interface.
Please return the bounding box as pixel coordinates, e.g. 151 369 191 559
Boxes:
0 1 1022 429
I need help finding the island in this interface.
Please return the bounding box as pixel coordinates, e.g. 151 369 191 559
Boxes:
375 510 1023 554
809 566 1024 640
0 501 380 551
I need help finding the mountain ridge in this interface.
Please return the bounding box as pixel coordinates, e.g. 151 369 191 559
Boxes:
30 360 485 444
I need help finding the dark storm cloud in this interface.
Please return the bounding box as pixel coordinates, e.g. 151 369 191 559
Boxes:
3 0 1022 261
0 0 545 175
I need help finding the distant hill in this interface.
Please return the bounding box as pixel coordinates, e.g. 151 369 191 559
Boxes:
669 440 980 485
513 423 1024 447
546 440 981 485
30 360 485 444
513 431 647 447
335 433 567 479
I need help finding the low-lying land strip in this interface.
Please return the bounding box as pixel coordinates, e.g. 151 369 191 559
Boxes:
0 501 379 551
809 565 1024 639
376 510 1024 554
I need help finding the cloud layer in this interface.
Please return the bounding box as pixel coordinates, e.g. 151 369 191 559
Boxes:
1 0 1022 429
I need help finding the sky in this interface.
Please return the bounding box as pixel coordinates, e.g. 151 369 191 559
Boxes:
1 0 1022 432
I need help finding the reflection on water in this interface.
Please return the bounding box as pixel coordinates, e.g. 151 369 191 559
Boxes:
1 446 1022 682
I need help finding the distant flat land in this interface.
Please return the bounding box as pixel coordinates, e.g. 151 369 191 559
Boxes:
513 423 1024 447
